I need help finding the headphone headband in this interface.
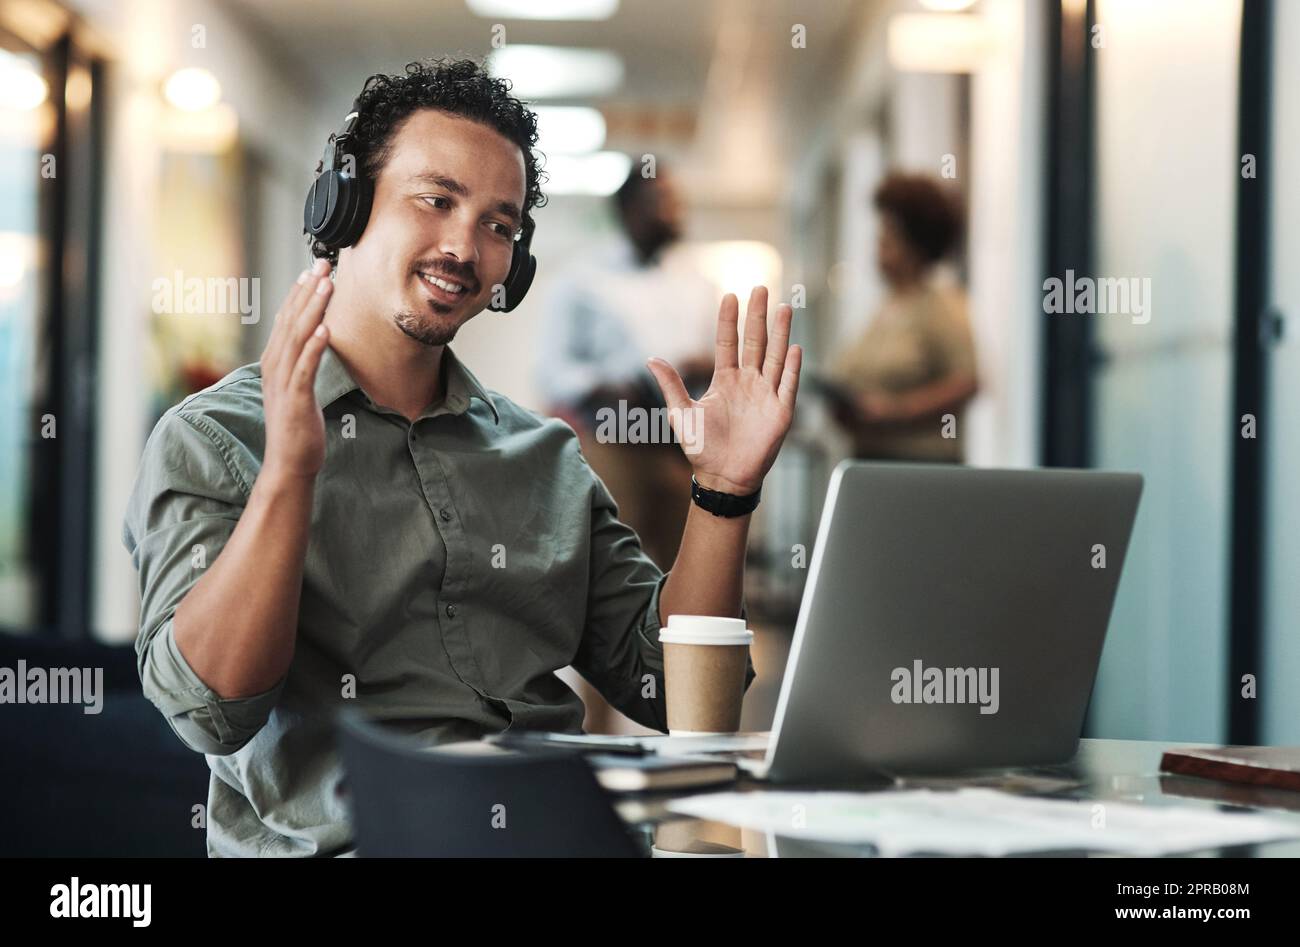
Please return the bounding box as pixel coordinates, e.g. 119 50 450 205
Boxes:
331 109 360 167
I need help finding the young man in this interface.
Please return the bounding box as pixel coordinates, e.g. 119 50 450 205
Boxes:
123 59 801 857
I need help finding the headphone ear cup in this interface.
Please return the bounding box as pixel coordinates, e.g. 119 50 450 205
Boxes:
504 251 536 312
303 171 338 239
333 174 373 248
490 244 537 312
303 170 373 250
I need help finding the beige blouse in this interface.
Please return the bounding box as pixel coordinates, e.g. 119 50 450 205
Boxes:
831 282 977 462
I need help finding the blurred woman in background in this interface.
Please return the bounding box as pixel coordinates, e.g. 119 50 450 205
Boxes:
830 172 978 462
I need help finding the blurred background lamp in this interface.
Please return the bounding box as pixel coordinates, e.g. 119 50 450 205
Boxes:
466 0 619 19
0 50 49 110
163 67 222 111
488 46 623 99
541 151 631 195
685 240 783 307
888 13 995 73
533 106 606 155
65 66 93 111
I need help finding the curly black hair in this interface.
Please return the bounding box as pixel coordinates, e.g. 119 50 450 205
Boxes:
309 57 547 265
872 172 963 264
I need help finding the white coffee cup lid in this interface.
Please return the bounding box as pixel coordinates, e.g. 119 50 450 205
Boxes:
658 615 754 646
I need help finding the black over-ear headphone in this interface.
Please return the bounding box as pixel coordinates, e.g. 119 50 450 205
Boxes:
302 97 538 312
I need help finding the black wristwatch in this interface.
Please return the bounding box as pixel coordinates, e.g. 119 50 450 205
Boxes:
690 475 761 517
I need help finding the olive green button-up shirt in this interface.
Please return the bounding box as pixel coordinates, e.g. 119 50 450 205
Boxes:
122 344 754 857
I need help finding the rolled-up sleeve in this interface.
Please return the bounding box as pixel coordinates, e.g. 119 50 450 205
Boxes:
122 410 283 756
572 467 756 734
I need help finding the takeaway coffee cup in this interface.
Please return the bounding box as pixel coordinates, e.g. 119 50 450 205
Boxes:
651 819 745 857
658 615 753 736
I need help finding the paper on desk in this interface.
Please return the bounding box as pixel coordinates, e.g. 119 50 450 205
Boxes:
665 788 1300 856
898 772 1085 795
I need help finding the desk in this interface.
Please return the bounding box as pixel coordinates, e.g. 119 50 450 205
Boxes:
627 738 1300 857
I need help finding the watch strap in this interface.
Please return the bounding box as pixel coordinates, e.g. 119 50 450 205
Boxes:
690 475 761 518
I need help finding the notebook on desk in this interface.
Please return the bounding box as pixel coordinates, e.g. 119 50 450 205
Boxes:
587 754 738 793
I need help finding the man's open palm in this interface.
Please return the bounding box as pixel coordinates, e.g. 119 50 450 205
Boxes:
647 287 801 496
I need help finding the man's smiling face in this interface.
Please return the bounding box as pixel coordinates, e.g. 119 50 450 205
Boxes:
339 108 527 346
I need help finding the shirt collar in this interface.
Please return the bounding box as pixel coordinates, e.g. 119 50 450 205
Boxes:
442 345 500 424
312 344 499 424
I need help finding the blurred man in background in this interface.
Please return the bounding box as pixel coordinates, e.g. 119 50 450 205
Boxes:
537 165 716 568
537 164 718 733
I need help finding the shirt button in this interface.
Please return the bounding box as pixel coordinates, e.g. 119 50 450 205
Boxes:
445 603 457 618
439 508 452 522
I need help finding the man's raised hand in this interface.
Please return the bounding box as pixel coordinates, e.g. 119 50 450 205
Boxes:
647 286 802 496
259 259 334 481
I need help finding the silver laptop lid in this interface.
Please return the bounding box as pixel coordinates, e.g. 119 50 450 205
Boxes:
765 461 1143 783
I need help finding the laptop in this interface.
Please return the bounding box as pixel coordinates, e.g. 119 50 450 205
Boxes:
682 461 1143 784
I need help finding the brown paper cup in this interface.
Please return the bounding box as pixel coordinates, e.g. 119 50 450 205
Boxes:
659 615 753 735
653 819 745 857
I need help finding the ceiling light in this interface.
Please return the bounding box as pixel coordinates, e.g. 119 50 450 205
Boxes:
466 0 619 20
541 151 631 195
533 106 606 154
488 46 623 99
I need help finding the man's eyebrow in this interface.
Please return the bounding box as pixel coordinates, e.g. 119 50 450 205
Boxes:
411 172 522 225
412 172 468 196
